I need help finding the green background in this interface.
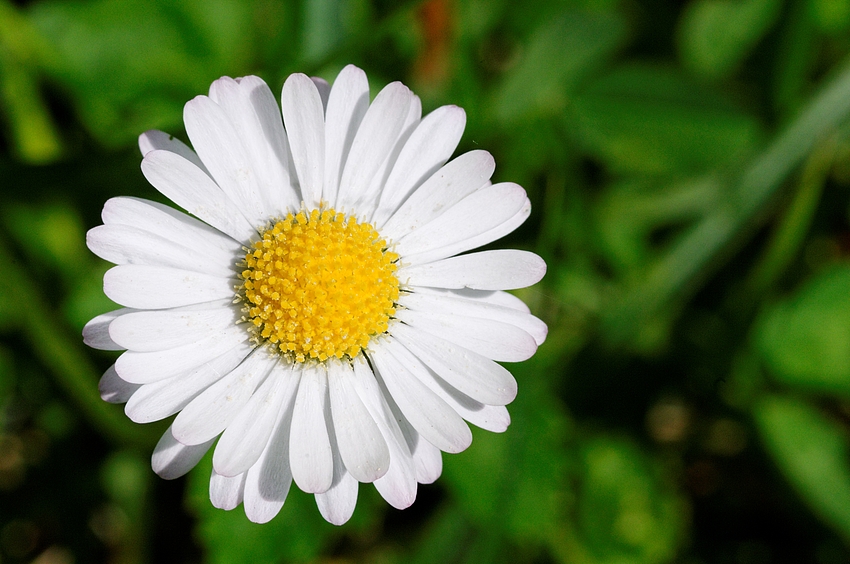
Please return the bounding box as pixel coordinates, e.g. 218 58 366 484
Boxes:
3 0 850 562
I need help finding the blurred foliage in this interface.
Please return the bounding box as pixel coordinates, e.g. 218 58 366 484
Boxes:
4 0 850 562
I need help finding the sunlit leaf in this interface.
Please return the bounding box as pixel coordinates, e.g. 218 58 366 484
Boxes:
0 2 62 163
5 203 90 280
757 265 850 396
754 395 850 543
0 60 62 164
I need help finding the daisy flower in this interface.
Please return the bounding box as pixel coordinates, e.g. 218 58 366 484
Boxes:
83 65 547 525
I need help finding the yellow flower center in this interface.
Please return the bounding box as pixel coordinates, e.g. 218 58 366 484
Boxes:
240 208 399 363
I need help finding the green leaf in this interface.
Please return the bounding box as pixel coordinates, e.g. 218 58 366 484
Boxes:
303 0 371 63
757 265 850 396
570 436 685 564
27 0 252 146
772 1 817 115
402 507 476 564
754 395 850 542
811 0 850 34
4 202 90 281
595 176 722 275
63 262 116 331
442 357 574 545
187 453 339 564
101 450 150 510
0 233 155 448
571 64 762 175
600 55 850 346
456 0 507 42
490 8 626 123
0 346 14 406
678 0 782 80
0 1 62 163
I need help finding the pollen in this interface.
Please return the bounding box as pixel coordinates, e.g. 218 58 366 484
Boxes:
240 209 400 363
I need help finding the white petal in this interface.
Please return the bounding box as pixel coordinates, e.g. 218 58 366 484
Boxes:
448 204 533 265
401 346 511 432
369 339 472 454
240 76 300 215
315 418 358 525
83 309 132 350
395 307 537 363
124 341 254 423
138 130 210 176
474 405 511 432
152 424 214 480
452 401 510 433
289 364 333 493
141 149 257 242
383 337 511 432
137 129 194 161
103 265 235 310
372 105 466 225
379 150 495 238
395 417 443 484
241 76 300 215
99 365 140 404
171 348 276 445
395 183 529 264
350 357 417 509
210 470 246 510
243 396 295 524
336 82 413 211
327 361 390 483
87 224 236 278
399 288 548 346
208 76 297 216
489 290 531 312
312 77 330 110
435 287 531 313
423 288 533 313
323 65 370 207
101 196 242 256
359 95 422 217
214 363 300 477
183 95 267 225
398 249 546 291
411 437 442 484
390 320 518 406
116 321 247 383
108 304 238 352
281 73 326 209
315 470 358 526
315 477 358 526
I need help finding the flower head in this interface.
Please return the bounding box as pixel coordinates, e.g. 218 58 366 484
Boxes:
84 65 547 525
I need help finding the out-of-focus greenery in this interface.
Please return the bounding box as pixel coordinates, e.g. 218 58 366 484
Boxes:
3 0 850 562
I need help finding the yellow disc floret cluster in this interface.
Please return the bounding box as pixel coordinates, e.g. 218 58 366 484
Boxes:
240 208 399 363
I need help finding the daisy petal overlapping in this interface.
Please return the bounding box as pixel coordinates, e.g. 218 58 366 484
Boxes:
84 65 547 525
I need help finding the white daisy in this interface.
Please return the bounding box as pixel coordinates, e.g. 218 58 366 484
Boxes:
83 65 547 525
